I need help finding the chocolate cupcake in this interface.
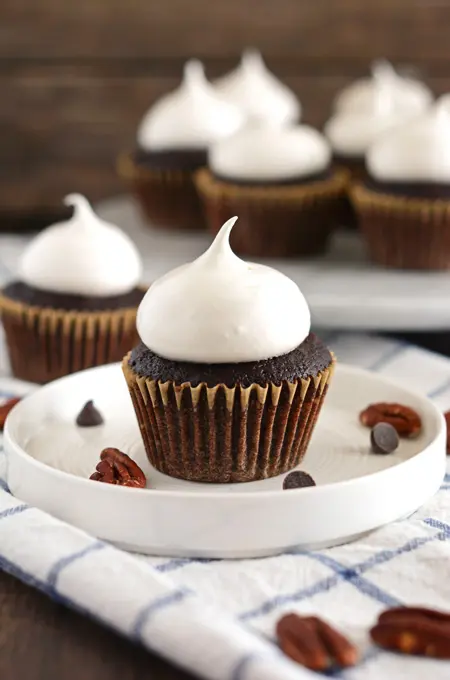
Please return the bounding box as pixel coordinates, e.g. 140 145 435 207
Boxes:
213 49 301 126
0 194 145 383
118 60 243 231
123 217 334 483
326 61 431 181
195 123 347 258
324 62 431 228
352 96 450 270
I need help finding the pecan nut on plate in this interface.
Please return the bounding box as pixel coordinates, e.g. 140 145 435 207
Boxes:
371 606 450 659
90 448 147 488
359 402 422 438
0 397 21 431
276 613 357 671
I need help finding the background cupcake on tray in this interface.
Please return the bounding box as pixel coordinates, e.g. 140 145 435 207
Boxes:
118 60 244 231
352 95 450 270
325 60 433 179
213 48 301 126
332 59 433 115
0 194 145 383
123 216 334 484
195 121 347 258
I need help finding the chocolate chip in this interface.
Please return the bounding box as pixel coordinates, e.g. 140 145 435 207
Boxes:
76 400 104 427
370 422 399 454
283 471 316 490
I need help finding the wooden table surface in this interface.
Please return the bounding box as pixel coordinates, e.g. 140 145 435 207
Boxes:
0 570 195 680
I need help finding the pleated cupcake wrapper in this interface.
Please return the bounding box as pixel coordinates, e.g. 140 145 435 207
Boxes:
351 183 450 270
117 152 205 231
194 168 348 258
0 294 140 384
123 354 335 483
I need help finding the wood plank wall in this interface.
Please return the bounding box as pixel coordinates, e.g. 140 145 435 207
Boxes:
1 0 450 226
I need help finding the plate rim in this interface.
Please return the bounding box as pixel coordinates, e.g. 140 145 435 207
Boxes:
4 361 445 501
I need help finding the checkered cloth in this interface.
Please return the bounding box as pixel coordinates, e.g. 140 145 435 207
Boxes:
1 235 450 678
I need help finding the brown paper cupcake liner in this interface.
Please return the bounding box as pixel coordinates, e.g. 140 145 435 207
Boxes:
194 168 348 258
123 354 335 483
0 294 141 384
117 152 205 231
351 183 450 270
332 159 367 230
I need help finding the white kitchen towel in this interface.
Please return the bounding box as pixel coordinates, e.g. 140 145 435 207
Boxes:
1 331 450 680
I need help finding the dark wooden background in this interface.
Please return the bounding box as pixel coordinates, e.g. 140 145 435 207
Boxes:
2 0 450 227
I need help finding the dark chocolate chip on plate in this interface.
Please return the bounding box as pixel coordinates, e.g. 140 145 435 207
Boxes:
283 471 316 490
370 422 399 454
76 400 104 427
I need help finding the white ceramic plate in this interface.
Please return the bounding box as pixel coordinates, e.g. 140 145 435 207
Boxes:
4 362 446 558
95 196 450 332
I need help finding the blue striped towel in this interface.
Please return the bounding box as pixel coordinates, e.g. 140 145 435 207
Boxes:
1 331 450 679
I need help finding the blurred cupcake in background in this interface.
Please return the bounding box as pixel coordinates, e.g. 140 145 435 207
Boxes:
332 59 433 115
195 122 347 258
352 96 450 270
325 60 431 181
0 195 145 383
118 60 243 231
213 49 301 126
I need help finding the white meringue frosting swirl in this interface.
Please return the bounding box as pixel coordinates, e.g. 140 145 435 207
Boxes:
325 68 415 157
20 194 142 297
137 60 244 151
333 59 433 114
209 123 331 181
367 95 450 182
213 49 301 126
137 217 310 363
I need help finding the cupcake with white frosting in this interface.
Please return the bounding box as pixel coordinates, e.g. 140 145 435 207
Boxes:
352 95 450 269
118 60 244 231
333 59 433 115
0 195 145 383
213 49 301 126
122 217 334 483
195 123 347 257
325 60 430 180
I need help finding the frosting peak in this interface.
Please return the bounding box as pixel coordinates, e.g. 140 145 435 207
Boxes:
137 59 244 151
213 49 301 126
137 218 310 363
20 194 142 297
182 58 207 89
367 95 450 183
63 193 96 222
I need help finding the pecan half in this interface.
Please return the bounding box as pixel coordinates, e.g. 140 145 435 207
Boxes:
359 402 422 438
444 411 450 455
276 613 357 671
90 448 146 488
371 606 450 659
0 397 21 431
379 606 450 625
